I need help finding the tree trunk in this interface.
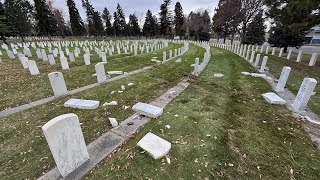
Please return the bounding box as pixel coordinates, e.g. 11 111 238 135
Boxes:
241 24 247 44
231 33 235 45
20 35 25 42
1 34 7 45
284 46 288 53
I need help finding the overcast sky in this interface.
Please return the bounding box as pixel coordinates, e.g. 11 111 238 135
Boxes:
48 0 219 22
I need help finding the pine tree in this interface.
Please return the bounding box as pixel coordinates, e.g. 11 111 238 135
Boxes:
244 11 265 45
102 8 113 36
92 11 104 36
4 0 32 42
67 0 86 36
174 2 185 37
34 0 58 36
265 0 320 52
117 3 126 36
159 0 172 36
143 10 158 37
128 14 141 36
81 0 95 36
0 2 9 44
113 11 119 36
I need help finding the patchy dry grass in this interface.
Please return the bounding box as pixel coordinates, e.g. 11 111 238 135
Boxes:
0 44 205 179
0 43 182 111
85 48 320 180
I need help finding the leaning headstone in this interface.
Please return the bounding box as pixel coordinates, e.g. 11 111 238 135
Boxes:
109 118 119 127
276 67 291 92
262 92 286 105
42 113 89 177
287 49 293 60
48 72 68 97
27 60 40 75
64 99 100 110
60 57 70 70
95 62 107 83
48 55 56 65
250 51 256 63
20 57 29 69
163 51 166 62
296 50 303 62
137 132 171 160
272 47 276 55
132 102 163 118
279 48 284 57
292 78 317 111
309 53 318 66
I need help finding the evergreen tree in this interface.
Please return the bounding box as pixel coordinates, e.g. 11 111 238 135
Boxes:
113 11 120 36
143 10 158 37
81 0 95 36
244 11 265 45
0 2 9 44
4 0 33 42
102 8 113 36
117 3 126 36
53 9 67 38
34 0 58 36
91 11 104 36
174 2 185 37
67 0 86 36
187 10 211 41
159 0 172 36
265 0 320 52
128 14 141 36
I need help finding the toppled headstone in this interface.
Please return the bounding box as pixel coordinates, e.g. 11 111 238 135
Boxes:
64 99 100 109
121 85 126 91
175 58 182 63
251 73 267 78
109 118 119 127
92 73 97 76
214 74 224 78
103 101 118 106
128 83 134 86
132 102 163 118
241 72 251 76
107 71 123 75
137 132 171 160
262 92 286 105
118 91 123 93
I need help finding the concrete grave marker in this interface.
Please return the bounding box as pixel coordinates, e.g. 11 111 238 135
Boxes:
84 54 90 65
95 62 107 83
27 60 40 75
254 54 261 68
64 99 100 110
292 78 317 111
259 56 268 73
137 132 171 160
132 102 163 118
20 57 29 69
309 53 318 66
296 51 303 62
48 72 68 97
60 56 70 70
262 92 286 105
42 113 89 177
48 55 56 65
276 67 291 92
250 51 255 63
287 49 293 60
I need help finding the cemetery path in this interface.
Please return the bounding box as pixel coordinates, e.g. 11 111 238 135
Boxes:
84 48 320 179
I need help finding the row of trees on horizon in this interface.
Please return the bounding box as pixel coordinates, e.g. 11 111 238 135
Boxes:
0 0 211 42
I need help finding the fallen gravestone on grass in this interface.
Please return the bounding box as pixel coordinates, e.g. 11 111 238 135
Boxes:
132 102 163 118
64 99 100 109
137 132 171 160
262 92 286 105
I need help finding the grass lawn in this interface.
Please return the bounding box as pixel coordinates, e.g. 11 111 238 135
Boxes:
0 42 182 111
261 53 320 115
84 48 320 179
0 44 205 179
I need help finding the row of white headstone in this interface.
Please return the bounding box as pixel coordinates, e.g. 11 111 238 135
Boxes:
214 42 318 112
213 43 319 67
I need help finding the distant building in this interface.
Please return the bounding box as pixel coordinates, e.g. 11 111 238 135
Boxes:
306 25 320 44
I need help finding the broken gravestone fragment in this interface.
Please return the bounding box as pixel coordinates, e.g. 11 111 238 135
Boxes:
137 132 171 160
132 102 163 118
103 101 118 106
251 73 267 78
107 71 123 75
64 99 100 109
214 74 224 78
109 117 119 127
241 72 251 76
262 92 286 105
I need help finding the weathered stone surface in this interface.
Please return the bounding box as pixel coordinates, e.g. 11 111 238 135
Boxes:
48 72 68 97
109 118 119 127
262 92 286 105
27 60 40 75
42 113 89 177
292 78 317 111
132 102 163 118
64 99 100 110
137 132 171 160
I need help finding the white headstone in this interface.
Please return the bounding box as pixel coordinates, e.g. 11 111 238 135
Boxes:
27 60 40 75
60 57 70 70
296 50 303 62
292 78 317 111
64 99 100 109
20 57 29 69
95 62 107 83
101 52 107 62
48 55 56 65
163 51 166 62
309 53 318 66
279 48 284 57
262 92 286 105
84 54 90 65
69 52 75 62
272 47 276 55
254 54 261 67
276 67 291 92
250 51 256 63
137 132 171 160
42 113 89 177
259 56 268 72
287 49 293 60
132 102 163 118
48 72 68 97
